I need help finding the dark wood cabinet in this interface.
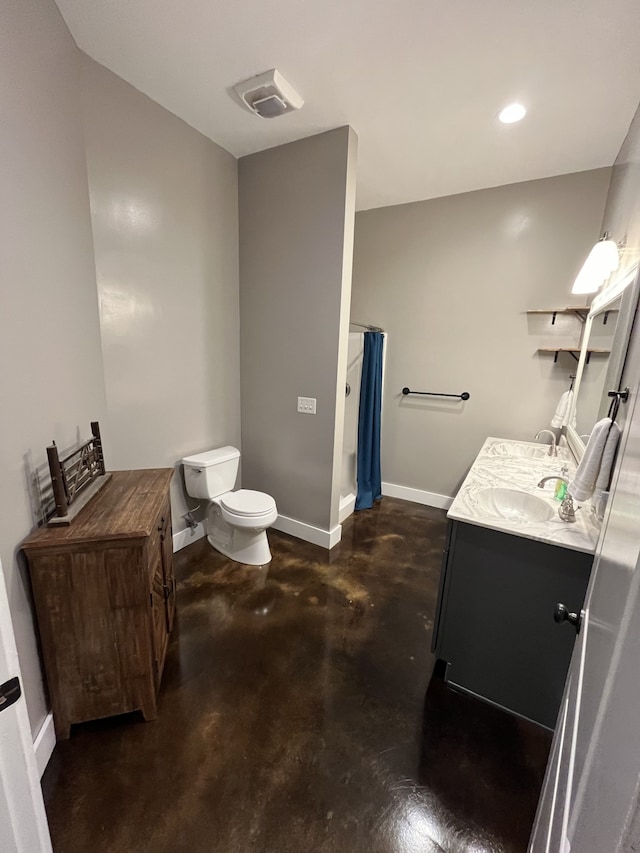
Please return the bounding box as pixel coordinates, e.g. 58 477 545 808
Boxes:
22 469 174 739
432 520 593 729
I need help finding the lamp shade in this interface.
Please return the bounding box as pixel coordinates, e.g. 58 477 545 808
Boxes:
572 238 620 294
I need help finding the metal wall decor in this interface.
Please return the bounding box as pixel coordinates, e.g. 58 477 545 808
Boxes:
46 421 110 525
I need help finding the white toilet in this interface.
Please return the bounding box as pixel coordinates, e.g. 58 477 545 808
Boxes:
182 446 277 566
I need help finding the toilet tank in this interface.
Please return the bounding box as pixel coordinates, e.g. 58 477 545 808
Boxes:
182 446 240 500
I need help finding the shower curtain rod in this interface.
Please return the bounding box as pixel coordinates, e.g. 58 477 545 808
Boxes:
350 321 385 333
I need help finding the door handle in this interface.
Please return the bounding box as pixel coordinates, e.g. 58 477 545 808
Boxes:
162 578 175 601
0 677 21 712
554 603 583 633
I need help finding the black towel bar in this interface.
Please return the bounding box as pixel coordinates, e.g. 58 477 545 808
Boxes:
402 388 470 401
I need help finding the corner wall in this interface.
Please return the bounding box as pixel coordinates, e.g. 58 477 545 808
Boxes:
238 127 358 542
351 169 611 502
0 0 108 734
80 56 241 532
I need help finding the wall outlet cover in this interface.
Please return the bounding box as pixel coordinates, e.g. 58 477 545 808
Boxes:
297 396 317 414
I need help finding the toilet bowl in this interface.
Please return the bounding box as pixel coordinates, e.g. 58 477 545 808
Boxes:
182 447 277 566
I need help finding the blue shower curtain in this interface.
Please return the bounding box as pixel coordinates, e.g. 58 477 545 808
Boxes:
355 331 384 510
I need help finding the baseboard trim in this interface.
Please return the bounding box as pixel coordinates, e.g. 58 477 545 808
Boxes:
33 712 56 778
173 522 206 552
174 516 344 551
338 493 356 523
272 515 342 550
382 482 453 511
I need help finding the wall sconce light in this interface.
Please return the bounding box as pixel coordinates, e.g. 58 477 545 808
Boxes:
572 233 620 294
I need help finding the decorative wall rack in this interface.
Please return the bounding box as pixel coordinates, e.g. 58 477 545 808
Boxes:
46 421 110 526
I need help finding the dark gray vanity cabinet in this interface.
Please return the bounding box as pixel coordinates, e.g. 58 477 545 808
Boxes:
432 520 593 729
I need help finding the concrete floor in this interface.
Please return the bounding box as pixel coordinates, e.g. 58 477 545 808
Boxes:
42 497 551 852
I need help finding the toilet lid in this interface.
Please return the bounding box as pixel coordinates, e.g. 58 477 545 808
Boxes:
220 489 276 517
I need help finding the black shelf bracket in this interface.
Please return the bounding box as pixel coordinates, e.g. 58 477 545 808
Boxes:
551 350 591 364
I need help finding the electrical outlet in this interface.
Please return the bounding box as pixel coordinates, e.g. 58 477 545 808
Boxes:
297 396 317 414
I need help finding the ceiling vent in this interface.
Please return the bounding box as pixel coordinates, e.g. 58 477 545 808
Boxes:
234 69 304 119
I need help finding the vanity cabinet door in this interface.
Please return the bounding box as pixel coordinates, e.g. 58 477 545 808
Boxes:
437 521 592 729
159 503 175 633
149 502 173 685
432 520 455 654
150 560 169 690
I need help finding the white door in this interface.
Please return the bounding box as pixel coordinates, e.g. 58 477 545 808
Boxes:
530 304 640 851
0 559 52 852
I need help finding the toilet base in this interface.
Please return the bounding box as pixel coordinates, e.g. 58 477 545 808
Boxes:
206 502 273 565
207 531 272 566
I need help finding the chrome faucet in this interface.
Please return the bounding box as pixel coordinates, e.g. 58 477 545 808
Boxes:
537 476 576 522
537 476 568 489
535 429 557 457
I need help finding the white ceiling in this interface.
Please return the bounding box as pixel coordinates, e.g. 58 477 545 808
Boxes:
55 0 640 210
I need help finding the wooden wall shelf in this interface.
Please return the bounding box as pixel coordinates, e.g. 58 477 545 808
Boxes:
537 347 611 364
527 308 618 325
527 308 588 324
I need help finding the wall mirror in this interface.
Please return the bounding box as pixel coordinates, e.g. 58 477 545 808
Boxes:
566 262 640 460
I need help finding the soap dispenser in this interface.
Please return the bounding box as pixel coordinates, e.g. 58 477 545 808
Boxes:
555 466 569 501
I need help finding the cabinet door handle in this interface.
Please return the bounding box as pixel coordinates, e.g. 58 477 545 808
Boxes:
554 603 583 633
0 677 21 713
162 578 175 601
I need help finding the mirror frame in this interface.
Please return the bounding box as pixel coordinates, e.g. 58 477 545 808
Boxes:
565 263 640 460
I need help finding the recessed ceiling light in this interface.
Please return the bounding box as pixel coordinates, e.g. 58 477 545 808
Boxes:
498 103 527 124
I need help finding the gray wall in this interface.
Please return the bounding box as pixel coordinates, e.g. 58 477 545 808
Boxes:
351 169 611 500
81 56 241 531
596 101 640 432
0 0 108 734
535 102 640 851
603 104 640 251
239 127 358 534
0 4 242 735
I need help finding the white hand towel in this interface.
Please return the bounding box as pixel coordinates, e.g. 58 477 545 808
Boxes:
551 390 574 429
568 417 621 502
593 420 621 504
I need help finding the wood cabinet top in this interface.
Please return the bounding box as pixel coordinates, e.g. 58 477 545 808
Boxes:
22 469 173 552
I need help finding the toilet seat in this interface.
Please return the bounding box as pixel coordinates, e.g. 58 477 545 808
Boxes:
220 489 276 518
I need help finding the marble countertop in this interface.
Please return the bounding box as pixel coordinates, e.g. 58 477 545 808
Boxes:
447 437 600 554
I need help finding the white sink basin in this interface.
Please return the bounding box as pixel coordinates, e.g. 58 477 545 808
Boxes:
475 488 555 523
487 441 554 459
